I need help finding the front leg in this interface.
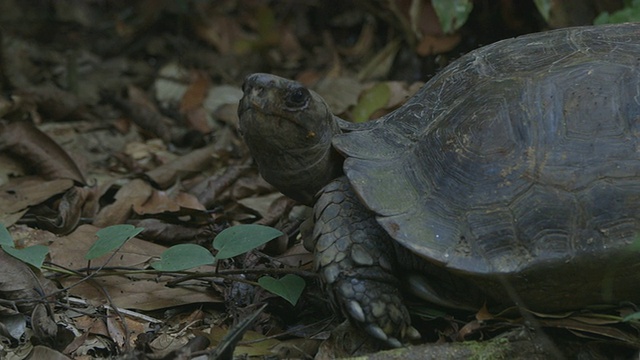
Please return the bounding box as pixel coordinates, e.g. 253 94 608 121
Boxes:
312 177 420 347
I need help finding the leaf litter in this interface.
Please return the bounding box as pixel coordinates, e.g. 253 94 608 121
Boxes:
0 1 636 359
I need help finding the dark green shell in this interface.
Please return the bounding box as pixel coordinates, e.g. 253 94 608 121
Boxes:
333 24 640 308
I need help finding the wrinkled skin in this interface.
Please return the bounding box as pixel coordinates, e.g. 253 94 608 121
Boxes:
238 75 343 206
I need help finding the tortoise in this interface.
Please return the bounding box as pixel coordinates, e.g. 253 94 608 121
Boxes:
237 24 640 347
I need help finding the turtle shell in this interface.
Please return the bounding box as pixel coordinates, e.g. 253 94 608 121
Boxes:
333 24 640 308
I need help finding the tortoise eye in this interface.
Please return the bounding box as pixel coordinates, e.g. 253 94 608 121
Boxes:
285 88 309 109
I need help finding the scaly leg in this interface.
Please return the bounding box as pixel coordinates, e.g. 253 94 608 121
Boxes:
312 177 420 347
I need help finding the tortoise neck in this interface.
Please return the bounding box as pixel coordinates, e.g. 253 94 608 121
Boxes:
256 114 344 205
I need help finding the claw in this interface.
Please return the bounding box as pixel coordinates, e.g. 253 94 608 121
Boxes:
406 326 421 340
365 324 389 342
386 337 403 348
346 300 366 322
365 324 406 348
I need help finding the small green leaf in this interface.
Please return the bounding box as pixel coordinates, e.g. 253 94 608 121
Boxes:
595 0 640 24
85 224 144 260
623 311 640 322
258 274 305 305
213 224 283 260
0 225 13 247
151 244 215 271
534 0 552 22
3 245 49 269
352 83 391 123
432 0 473 34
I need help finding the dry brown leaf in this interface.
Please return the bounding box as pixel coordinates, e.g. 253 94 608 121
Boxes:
144 142 218 189
541 317 640 344
105 310 126 348
0 153 26 183
25 345 72 360
475 303 494 321
180 72 212 133
0 177 74 227
276 243 313 269
237 193 285 223
31 186 91 235
61 330 90 357
48 225 222 310
73 316 108 336
133 190 205 216
149 332 190 356
131 219 214 245
189 164 252 209
0 121 86 184
49 224 163 269
228 172 275 200
124 85 174 143
456 319 483 341
93 179 153 227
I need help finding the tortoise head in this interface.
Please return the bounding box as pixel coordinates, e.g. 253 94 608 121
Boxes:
238 73 343 205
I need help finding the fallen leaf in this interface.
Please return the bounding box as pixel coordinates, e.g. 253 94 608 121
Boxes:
48 225 222 310
0 177 74 227
93 179 153 227
26 345 73 360
0 121 85 184
144 142 219 189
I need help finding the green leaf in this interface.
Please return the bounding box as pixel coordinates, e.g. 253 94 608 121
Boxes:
432 0 473 34
623 311 640 322
3 245 49 269
352 83 391 123
595 0 640 24
151 244 215 271
0 224 12 247
534 0 552 22
213 224 283 260
258 274 305 305
85 224 144 260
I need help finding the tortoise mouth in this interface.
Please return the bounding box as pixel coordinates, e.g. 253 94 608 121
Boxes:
238 94 286 119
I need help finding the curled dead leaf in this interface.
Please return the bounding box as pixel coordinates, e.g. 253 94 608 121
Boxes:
30 186 91 235
0 121 85 184
0 177 74 227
